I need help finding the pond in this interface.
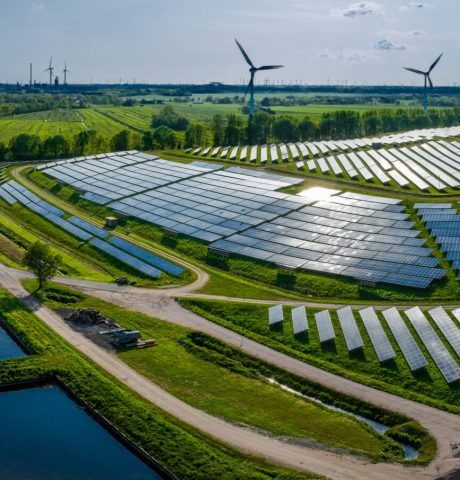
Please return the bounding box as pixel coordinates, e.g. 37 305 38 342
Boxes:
0 325 26 360
0 385 166 479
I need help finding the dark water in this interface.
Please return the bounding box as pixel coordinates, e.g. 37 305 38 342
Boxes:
0 325 26 360
0 386 164 479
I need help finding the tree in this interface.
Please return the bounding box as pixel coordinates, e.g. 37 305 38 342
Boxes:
23 241 61 289
152 126 177 149
211 114 225 146
151 105 189 131
41 134 70 159
184 123 207 147
272 117 297 143
9 134 41 160
73 129 97 155
110 129 132 151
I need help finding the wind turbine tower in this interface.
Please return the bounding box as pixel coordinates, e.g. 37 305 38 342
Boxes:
235 39 283 114
404 53 443 113
63 60 70 85
44 57 54 87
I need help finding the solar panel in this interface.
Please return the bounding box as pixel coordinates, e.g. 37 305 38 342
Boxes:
46 214 93 241
90 238 163 279
427 307 460 358
337 306 364 351
109 236 184 276
68 216 109 238
291 306 308 334
359 307 396 362
315 310 335 343
269 304 283 325
405 307 460 383
382 307 427 371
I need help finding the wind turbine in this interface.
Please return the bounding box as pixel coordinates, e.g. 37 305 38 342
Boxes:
404 53 443 113
44 57 54 87
63 60 70 85
235 39 283 114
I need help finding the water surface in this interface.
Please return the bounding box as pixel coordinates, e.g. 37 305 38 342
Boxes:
0 385 164 479
0 325 26 360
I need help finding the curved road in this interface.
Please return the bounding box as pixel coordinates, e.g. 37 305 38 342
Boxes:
1 264 460 480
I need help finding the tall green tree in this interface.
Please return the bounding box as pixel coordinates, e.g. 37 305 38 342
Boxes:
9 134 41 160
110 129 132 151
23 241 61 289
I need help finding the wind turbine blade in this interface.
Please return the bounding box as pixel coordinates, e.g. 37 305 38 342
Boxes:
428 75 434 89
404 67 424 75
244 72 255 97
257 65 284 71
429 53 443 73
49 57 53 68
235 39 254 68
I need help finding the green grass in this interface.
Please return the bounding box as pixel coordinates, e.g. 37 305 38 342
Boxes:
0 288 327 480
180 299 460 414
23 280 404 461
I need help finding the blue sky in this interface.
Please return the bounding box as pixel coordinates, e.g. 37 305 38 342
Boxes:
0 0 457 85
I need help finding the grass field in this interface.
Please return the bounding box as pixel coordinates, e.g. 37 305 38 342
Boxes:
25 280 408 461
181 299 460 413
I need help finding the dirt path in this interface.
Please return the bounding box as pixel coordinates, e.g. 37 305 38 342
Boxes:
1 264 459 480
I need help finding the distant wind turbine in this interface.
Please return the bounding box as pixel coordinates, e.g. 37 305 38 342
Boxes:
235 39 283 114
63 60 70 85
404 53 443 112
44 57 54 87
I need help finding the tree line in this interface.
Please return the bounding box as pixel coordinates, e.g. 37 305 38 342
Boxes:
183 107 460 147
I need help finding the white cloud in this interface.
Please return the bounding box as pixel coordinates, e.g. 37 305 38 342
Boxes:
399 2 432 11
374 39 406 50
331 2 384 18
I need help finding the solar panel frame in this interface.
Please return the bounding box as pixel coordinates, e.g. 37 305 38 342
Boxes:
315 310 335 343
291 306 308 334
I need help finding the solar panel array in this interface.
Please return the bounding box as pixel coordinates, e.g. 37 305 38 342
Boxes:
270 304 459 382
337 306 363 351
405 307 460 383
415 203 460 278
211 191 443 288
359 307 396 362
35 151 447 289
382 307 428 371
188 127 460 191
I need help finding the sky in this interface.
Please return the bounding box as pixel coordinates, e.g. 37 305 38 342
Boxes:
0 0 458 86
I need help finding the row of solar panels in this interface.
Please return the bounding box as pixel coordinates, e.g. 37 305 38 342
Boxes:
416 203 460 278
0 181 184 278
191 140 460 192
269 304 460 383
187 126 460 159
